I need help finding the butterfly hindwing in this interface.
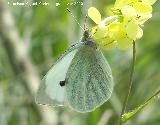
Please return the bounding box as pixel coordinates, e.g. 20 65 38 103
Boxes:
35 43 82 106
65 43 113 112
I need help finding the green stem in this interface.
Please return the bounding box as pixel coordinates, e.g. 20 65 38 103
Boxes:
119 41 136 125
121 89 160 122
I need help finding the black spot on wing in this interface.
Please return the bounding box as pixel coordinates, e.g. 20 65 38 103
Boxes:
59 80 66 87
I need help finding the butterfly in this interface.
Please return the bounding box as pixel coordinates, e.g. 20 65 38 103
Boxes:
35 30 114 113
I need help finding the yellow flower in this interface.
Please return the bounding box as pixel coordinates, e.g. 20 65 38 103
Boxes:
88 7 118 50
114 0 155 24
87 0 157 50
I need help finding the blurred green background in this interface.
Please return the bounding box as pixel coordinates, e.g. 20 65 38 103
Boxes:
0 0 160 125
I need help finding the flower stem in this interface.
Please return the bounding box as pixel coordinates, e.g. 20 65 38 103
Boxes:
119 41 136 125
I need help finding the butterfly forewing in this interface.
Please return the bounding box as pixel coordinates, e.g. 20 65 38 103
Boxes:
35 45 80 106
65 43 113 112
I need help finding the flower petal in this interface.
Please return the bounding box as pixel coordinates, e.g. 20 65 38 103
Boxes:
136 26 143 39
102 16 118 25
125 20 138 40
108 22 126 40
101 37 116 50
88 7 101 24
133 2 152 14
117 37 133 50
137 13 152 24
114 0 132 9
121 5 137 18
142 0 157 5
92 25 108 39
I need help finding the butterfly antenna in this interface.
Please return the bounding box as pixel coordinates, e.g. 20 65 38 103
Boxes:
84 14 88 31
67 8 84 31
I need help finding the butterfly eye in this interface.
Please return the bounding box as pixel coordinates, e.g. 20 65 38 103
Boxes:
59 80 66 87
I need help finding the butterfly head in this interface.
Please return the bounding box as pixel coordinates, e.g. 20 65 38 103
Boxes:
82 30 90 40
81 30 98 50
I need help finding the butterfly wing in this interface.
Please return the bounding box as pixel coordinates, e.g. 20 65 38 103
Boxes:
65 44 113 112
35 43 82 106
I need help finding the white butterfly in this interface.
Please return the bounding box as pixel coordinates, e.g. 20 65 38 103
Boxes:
36 30 114 113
